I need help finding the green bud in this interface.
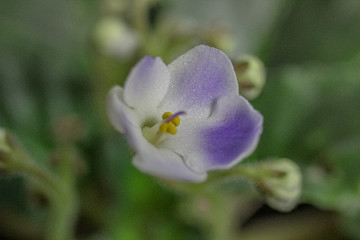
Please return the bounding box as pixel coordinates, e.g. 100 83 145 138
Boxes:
234 55 266 100
256 158 302 212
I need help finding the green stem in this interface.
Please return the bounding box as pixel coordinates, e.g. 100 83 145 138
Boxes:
11 153 61 201
10 147 78 240
207 163 272 185
161 164 273 240
208 194 237 240
47 185 77 240
46 146 78 240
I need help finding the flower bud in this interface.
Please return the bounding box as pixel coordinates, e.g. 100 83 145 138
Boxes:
256 158 302 212
234 55 266 100
93 17 139 59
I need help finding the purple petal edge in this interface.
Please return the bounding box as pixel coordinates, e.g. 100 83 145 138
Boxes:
200 99 263 169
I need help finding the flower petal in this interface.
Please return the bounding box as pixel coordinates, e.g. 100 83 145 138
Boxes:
107 86 207 182
124 56 170 123
159 45 238 120
200 95 263 170
107 86 140 134
160 95 263 172
133 148 207 182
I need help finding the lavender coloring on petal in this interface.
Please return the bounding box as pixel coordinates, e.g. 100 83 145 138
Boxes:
160 45 238 117
201 106 262 167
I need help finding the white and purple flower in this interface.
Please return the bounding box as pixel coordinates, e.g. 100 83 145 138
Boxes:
107 45 263 182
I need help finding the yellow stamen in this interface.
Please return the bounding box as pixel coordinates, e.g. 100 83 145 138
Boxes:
142 111 183 145
159 123 168 133
172 116 180 126
162 112 172 120
167 122 177 135
157 112 181 135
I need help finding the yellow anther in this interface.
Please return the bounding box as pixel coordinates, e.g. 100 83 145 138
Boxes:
171 116 180 126
159 123 169 133
157 111 181 136
162 112 172 120
167 122 177 135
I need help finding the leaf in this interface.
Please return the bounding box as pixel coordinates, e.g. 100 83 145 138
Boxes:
0 174 28 213
267 0 360 65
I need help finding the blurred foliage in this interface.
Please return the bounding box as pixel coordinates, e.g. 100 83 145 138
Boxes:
0 0 360 239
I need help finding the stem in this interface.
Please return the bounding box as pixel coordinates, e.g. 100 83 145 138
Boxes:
160 164 273 240
11 153 61 201
46 146 78 240
205 165 260 186
208 194 237 240
47 185 77 240
10 147 78 240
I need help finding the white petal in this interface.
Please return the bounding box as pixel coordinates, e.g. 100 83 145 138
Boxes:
133 147 207 182
124 56 170 123
107 86 207 182
107 86 140 134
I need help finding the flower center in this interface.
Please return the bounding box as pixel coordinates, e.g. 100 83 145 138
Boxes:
142 111 184 145
159 112 181 135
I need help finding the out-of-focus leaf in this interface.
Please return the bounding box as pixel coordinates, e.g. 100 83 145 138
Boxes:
254 56 360 214
0 0 96 127
0 175 28 212
267 0 360 66
0 0 97 164
341 211 360 240
255 56 360 159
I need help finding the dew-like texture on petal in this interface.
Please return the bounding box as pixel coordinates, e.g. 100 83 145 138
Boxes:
161 95 263 172
124 56 170 123
107 86 207 182
159 45 238 120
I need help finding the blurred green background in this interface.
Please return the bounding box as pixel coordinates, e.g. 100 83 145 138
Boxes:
1 0 360 239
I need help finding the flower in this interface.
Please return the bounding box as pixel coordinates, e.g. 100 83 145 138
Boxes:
107 45 263 182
